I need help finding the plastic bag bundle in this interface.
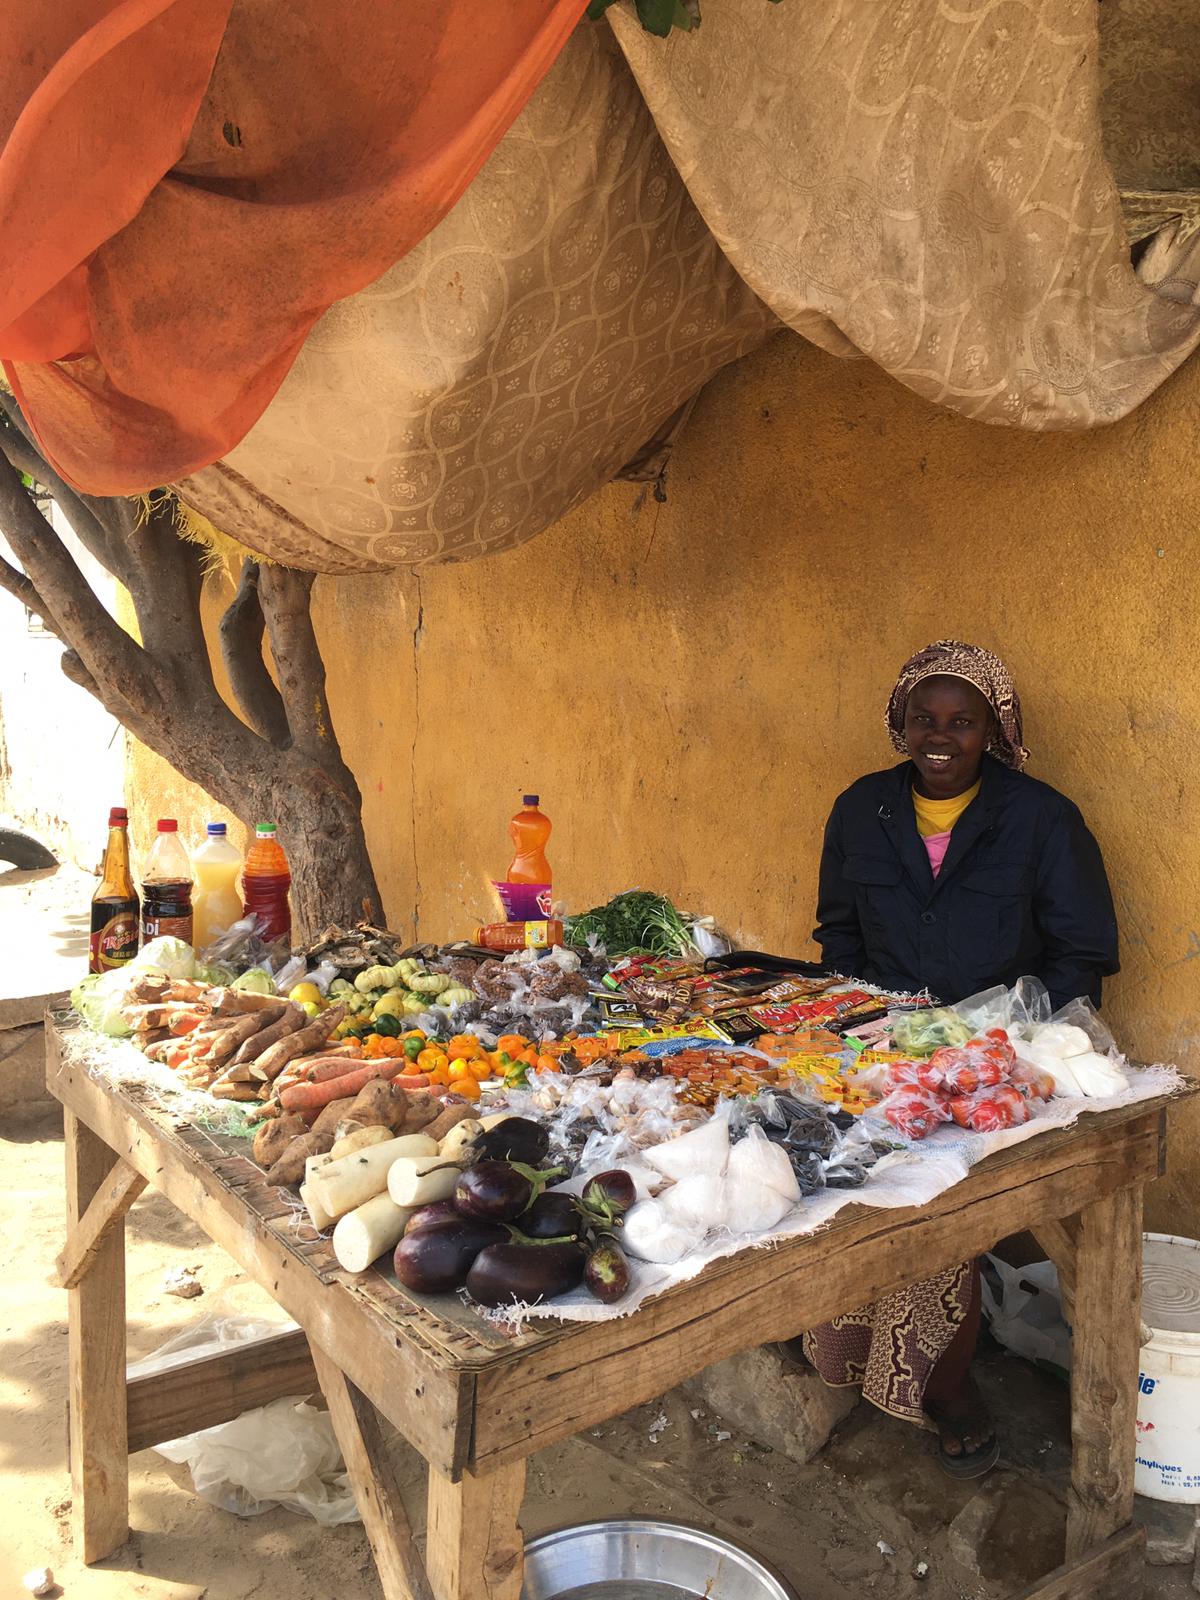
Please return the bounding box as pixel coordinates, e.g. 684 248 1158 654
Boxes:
946 1083 1029 1133
155 1398 358 1524
888 1007 972 1056
918 1030 1016 1093
880 1084 952 1141
745 1092 886 1192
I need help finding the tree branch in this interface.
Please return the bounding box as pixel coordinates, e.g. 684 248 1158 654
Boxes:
122 491 216 690
0 550 63 636
60 648 100 695
0 452 157 723
219 560 290 746
0 396 124 581
258 565 358 788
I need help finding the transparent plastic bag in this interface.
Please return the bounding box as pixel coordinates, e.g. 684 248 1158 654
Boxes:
127 1311 359 1525
1047 995 1118 1057
918 1031 1016 1093
126 1310 299 1379
878 1084 952 1141
154 1397 358 1524
945 1083 1028 1133
888 1007 972 1056
953 976 1051 1038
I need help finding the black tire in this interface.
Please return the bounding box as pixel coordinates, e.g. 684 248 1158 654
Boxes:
0 828 58 870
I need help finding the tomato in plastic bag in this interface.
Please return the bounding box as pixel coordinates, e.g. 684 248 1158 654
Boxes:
882 1084 951 1141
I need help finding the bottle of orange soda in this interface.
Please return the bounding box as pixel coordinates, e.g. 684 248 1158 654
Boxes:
493 795 552 921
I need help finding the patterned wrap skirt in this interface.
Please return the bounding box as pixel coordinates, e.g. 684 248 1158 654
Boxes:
802 1261 978 1424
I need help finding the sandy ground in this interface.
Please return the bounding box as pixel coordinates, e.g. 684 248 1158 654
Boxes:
1 1106 1194 1600
0 864 93 1008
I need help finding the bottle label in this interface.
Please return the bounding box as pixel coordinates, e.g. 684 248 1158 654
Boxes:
89 911 139 973
142 904 194 943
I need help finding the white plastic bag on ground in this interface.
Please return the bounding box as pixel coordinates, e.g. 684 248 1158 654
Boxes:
154 1397 359 1524
128 1310 359 1525
981 1256 1071 1373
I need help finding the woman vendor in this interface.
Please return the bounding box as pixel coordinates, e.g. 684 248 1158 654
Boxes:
804 640 1119 1477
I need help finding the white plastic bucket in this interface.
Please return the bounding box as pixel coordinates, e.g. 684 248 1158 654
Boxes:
1136 1233 1200 1502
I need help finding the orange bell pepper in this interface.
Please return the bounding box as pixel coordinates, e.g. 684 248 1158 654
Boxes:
496 1033 530 1057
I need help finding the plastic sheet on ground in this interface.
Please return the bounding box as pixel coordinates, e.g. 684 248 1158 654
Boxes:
128 1312 358 1524
513 1063 1181 1327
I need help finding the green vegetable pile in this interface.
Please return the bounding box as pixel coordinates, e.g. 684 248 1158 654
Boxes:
565 889 698 957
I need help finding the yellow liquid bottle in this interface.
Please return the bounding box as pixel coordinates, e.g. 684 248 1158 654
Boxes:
191 823 243 951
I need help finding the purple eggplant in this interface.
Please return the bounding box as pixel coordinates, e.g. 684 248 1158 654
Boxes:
465 1240 587 1308
454 1159 533 1221
471 1116 549 1165
583 1234 631 1304
581 1169 637 1225
519 1192 584 1241
393 1218 507 1294
403 1201 460 1237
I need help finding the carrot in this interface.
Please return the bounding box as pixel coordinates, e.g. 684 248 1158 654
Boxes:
279 1062 397 1111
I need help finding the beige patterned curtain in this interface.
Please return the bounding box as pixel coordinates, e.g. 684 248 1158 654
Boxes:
179 0 1200 572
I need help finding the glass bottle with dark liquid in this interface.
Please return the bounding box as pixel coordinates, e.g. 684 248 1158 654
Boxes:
141 818 194 945
89 807 140 972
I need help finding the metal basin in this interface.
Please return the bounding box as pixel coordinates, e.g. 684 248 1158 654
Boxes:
522 1519 798 1600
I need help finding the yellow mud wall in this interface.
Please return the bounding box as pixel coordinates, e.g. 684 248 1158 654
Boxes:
128 332 1200 1229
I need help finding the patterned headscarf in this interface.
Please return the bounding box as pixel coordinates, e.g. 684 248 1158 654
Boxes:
886 640 1029 770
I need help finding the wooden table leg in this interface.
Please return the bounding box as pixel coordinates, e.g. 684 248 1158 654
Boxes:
1065 1185 1143 1564
426 1459 525 1600
309 1343 433 1600
64 1109 130 1562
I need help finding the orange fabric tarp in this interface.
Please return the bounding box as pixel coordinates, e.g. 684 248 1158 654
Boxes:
0 0 587 494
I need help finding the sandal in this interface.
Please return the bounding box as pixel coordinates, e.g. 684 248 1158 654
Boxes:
925 1386 1000 1480
765 1339 812 1372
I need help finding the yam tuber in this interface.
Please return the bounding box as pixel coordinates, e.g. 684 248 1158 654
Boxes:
398 1090 440 1131
332 1193 416 1273
205 987 289 1016
300 1180 336 1232
310 1096 359 1137
207 1004 286 1066
252 1005 346 1081
386 1156 461 1208
344 1079 411 1131
329 1125 393 1161
308 1134 439 1221
425 1102 481 1145
252 1112 308 1170
232 1002 306 1065
265 1129 335 1187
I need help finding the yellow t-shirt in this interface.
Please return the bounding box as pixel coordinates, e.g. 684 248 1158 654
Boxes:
912 779 981 839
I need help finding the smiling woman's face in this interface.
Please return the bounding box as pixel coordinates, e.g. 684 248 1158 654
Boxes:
903 675 994 798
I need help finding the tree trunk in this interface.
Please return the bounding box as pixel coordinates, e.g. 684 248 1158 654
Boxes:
268 764 383 938
0 403 388 944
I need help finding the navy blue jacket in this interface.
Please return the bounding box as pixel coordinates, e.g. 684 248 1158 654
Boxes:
813 756 1119 1010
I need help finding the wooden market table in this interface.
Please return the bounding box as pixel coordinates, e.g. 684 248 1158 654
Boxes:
47 1019 1178 1600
